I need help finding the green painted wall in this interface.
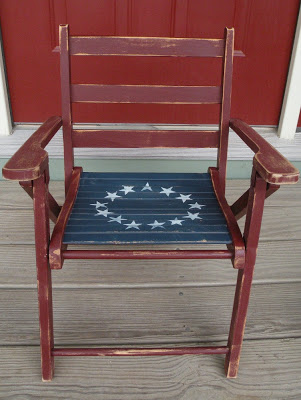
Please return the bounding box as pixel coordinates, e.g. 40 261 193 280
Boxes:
1 158 300 180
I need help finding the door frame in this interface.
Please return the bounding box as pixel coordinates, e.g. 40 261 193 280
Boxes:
0 30 12 136
278 3 301 139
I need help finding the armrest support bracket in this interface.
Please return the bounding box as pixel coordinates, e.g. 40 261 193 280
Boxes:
231 183 279 221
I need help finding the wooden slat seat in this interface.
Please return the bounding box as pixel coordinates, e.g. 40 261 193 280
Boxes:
62 172 232 245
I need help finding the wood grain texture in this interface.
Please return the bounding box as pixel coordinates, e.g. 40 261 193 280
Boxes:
2 116 62 181
1 204 300 244
225 171 267 377
62 249 232 262
33 172 54 381
59 24 74 193
49 167 82 269
230 183 280 220
217 28 234 193
1 240 301 287
209 167 245 269
61 172 232 246
0 339 301 399
72 129 220 148
3 125 300 159
1 180 299 210
71 84 222 104
52 346 228 357
19 180 61 224
69 36 225 57
3 127 299 161
230 119 300 184
0 283 300 345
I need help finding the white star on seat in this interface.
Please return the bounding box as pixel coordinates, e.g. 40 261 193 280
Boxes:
183 212 202 220
160 187 175 197
95 209 114 217
105 191 122 202
90 201 108 208
176 193 192 203
188 202 205 210
124 220 142 230
169 217 184 226
141 182 152 191
108 215 127 224
147 220 165 229
120 185 135 195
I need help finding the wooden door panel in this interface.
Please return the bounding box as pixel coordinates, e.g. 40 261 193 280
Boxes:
67 0 116 36
131 0 174 36
0 0 299 125
186 0 235 38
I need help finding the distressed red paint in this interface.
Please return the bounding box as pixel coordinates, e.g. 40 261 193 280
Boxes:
2 27 299 381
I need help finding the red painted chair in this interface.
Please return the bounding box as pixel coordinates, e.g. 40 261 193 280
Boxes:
2 25 299 381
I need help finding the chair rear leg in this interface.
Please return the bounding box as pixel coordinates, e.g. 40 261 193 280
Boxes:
225 170 267 378
33 173 54 381
225 267 254 377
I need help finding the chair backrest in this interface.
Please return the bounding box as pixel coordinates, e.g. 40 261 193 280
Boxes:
59 25 234 191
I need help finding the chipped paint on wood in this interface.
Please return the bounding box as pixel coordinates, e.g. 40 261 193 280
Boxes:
49 167 82 269
52 346 229 357
2 116 62 181
225 170 267 378
33 172 54 381
230 119 299 184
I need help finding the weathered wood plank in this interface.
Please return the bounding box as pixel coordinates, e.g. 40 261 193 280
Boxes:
72 129 220 149
1 116 62 181
69 36 225 57
0 283 300 345
50 167 82 269
1 180 299 210
59 24 74 192
1 204 299 244
71 84 222 104
0 241 300 287
1 339 300 399
230 119 299 184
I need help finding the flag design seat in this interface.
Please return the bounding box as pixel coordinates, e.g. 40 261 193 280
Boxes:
63 172 232 245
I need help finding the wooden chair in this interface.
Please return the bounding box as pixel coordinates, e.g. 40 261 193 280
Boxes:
2 25 299 381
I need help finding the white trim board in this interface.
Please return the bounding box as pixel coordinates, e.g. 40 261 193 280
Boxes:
278 4 301 139
0 35 12 136
1 124 300 161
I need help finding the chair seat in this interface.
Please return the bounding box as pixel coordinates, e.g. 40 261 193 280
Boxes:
63 172 232 245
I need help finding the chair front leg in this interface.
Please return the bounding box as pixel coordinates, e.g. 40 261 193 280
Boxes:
225 169 267 378
33 171 54 381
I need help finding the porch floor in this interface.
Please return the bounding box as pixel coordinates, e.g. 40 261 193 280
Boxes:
0 179 300 399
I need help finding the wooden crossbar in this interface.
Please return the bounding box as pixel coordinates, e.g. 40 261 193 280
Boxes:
72 129 220 148
62 250 233 261
52 346 229 357
69 36 225 57
71 84 222 104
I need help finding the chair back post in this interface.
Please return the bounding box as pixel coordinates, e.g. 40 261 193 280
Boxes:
217 28 234 194
59 24 74 195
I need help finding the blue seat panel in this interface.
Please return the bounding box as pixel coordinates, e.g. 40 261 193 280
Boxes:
63 172 232 245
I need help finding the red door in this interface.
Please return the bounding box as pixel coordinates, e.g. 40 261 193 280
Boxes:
0 0 299 125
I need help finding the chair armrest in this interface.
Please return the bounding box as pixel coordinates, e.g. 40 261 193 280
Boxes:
2 116 62 181
230 118 299 185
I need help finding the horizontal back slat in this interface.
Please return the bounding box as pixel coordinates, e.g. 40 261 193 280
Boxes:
71 84 222 104
72 130 220 148
69 36 225 57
